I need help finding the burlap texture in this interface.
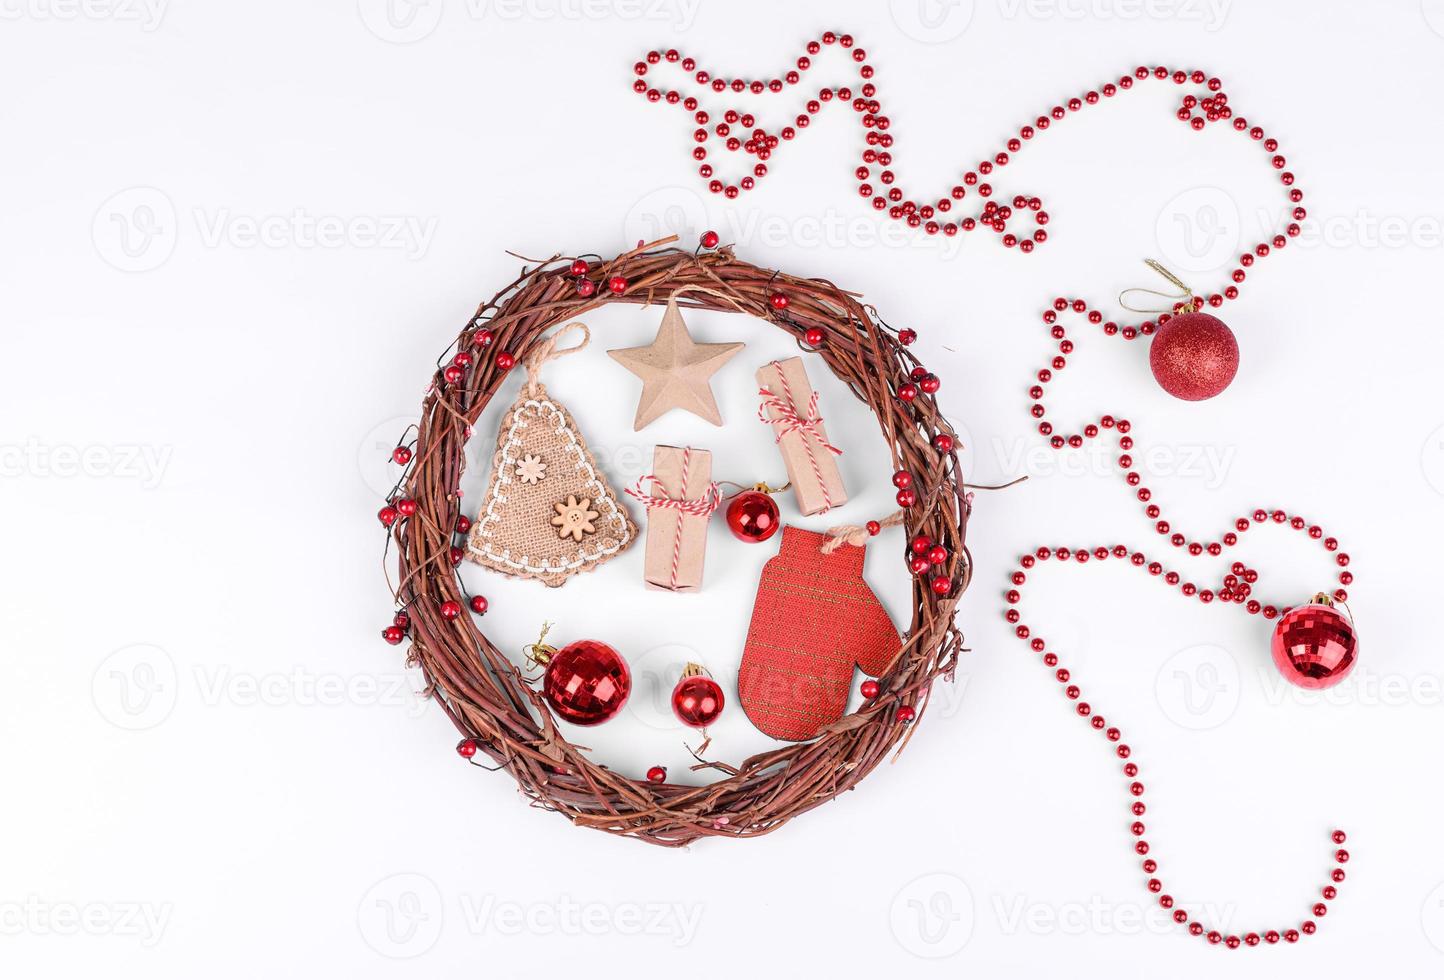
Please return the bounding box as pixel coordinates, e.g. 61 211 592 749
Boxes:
466 382 637 587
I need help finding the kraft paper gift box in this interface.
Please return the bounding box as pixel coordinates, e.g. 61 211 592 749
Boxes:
639 445 713 592
756 357 847 516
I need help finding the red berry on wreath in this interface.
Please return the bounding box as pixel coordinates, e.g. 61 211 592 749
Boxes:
453 351 473 369
382 625 404 645
569 258 589 276
896 487 917 507
456 738 478 758
391 446 412 465
496 351 516 370
892 470 913 489
443 364 464 384
909 555 931 575
439 599 461 620
473 328 494 348
933 433 954 453
526 627 631 726
769 292 789 310
897 382 918 402
920 373 941 394
866 520 882 536
910 366 929 381
898 328 917 345
470 595 489 615
608 275 628 294
804 326 825 346
1149 311 1239 401
927 545 948 565
860 679 880 699
700 230 720 249
396 498 417 517
672 663 724 728
647 765 667 783
393 610 410 630
1270 593 1358 689
896 704 917 723
911 535 932 554
449 545 463 566
377 505 399 527
455 515 472 534
576 278 596 297
930 576 952 596
725 489 780 543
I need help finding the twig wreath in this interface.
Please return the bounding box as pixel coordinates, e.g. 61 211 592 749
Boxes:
383 235 971 846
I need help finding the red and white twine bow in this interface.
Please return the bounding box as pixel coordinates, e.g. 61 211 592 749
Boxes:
625 449 721 590
758 365 842 511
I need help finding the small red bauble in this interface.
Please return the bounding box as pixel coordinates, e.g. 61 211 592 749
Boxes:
455 515 472 534
473 328 494 348
608 275 628 294
898 328 917 345
896 487 917 507
536 637 631 726
865 520 882 536
443 364 464 384
470 595 489 615
456 738 478 758
1271 595 1358 689
933 433 954 453
395 497 417 517
926 545 948 565
896 704 916 723
725 490 780 542
569 258 589 276
892 470 913 489
700 230 720 249
908 555 931 575
930 576 952 596
496 351 516 370
448 545 463 566
381 625 404 645
672 667 725 728
804 326 825 346
453 351 473 369
377 505 399 527
647 765 667 783
1148 311 1239 401
769 292 788 310
860 679 880 699
576 278 596 297
391 446 412 465
439 599 461 620
911 535 932 554
919 373 940 394
897 382 918 402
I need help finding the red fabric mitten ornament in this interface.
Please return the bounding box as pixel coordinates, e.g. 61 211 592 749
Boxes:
737 526 899 740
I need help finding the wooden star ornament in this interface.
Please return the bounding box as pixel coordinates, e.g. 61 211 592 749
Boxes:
607 297 744 430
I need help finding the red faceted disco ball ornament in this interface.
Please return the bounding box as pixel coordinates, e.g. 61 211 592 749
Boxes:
1270 596 1358 690
725 490 780 543
672 667 725 728
1148 311 1239 401
541 639 632 725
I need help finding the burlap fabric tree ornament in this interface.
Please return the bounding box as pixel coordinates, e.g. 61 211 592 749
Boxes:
466 322 637 587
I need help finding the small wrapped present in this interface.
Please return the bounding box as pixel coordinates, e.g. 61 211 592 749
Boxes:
756 357 847 516
626 445 718 592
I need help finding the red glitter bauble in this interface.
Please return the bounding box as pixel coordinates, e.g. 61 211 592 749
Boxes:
1271 598 1358 690
1148 312 1239 401
542 640 631 725
725 490 780 542
672 672 725 728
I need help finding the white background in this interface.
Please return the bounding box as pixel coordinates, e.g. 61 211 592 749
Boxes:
4 0 1444 976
